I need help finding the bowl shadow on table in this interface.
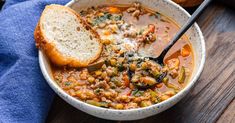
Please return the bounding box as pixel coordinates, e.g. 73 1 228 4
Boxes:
46 90 197 123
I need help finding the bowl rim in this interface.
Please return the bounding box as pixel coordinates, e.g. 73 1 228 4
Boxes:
39 0 206 113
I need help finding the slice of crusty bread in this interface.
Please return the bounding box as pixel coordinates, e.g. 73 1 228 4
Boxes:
34 4 102 67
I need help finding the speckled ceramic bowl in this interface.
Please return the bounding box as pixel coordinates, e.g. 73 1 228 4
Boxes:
39 0 206 120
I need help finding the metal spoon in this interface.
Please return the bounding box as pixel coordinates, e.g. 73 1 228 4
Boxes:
129 0 213 88
147 0 212 65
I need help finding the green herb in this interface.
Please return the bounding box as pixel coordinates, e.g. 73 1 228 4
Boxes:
64 82 71 86
86 100 108 108
112 67 118 76
94 88 101 94
131 89 144 96
135 90 144 96
149 90 157 97
99 102 109 107
131 89 139 95
140 101 149 107
92 12 112 26
112 14 122 21
138 29 144 35
111 77 119 82
151 70 160 78
111 77 122 87
162 77 169 84
178 66 186 83
104 12 112 19
110 85 116 89
117 64 125 71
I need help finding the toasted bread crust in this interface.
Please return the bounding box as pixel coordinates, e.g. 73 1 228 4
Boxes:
34 5 102 67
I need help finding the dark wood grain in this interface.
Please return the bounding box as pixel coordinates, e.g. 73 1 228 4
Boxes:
46 3 235 123
217 99 235 123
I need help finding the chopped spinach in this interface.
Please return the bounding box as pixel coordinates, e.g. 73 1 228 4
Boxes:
64 82 71 86
111 77 122 86
131 89 139 95
92 13 123 26
178 66 186 83
117 64 125 71
94 88 102 94
112 14 122 21
86 100 108 108
131 89 144 96
138 29 144 35
92 12 112 26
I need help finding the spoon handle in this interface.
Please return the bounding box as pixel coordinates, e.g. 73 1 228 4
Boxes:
159 0 213 59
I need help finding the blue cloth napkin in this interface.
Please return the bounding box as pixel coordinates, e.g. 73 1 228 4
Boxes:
0 0 70 122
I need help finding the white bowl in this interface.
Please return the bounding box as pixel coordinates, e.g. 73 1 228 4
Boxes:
39 0 206 120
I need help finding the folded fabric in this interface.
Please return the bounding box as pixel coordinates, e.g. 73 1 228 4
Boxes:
0 0 70 122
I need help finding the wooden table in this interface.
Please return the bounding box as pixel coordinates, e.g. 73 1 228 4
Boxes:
46 2 235 123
